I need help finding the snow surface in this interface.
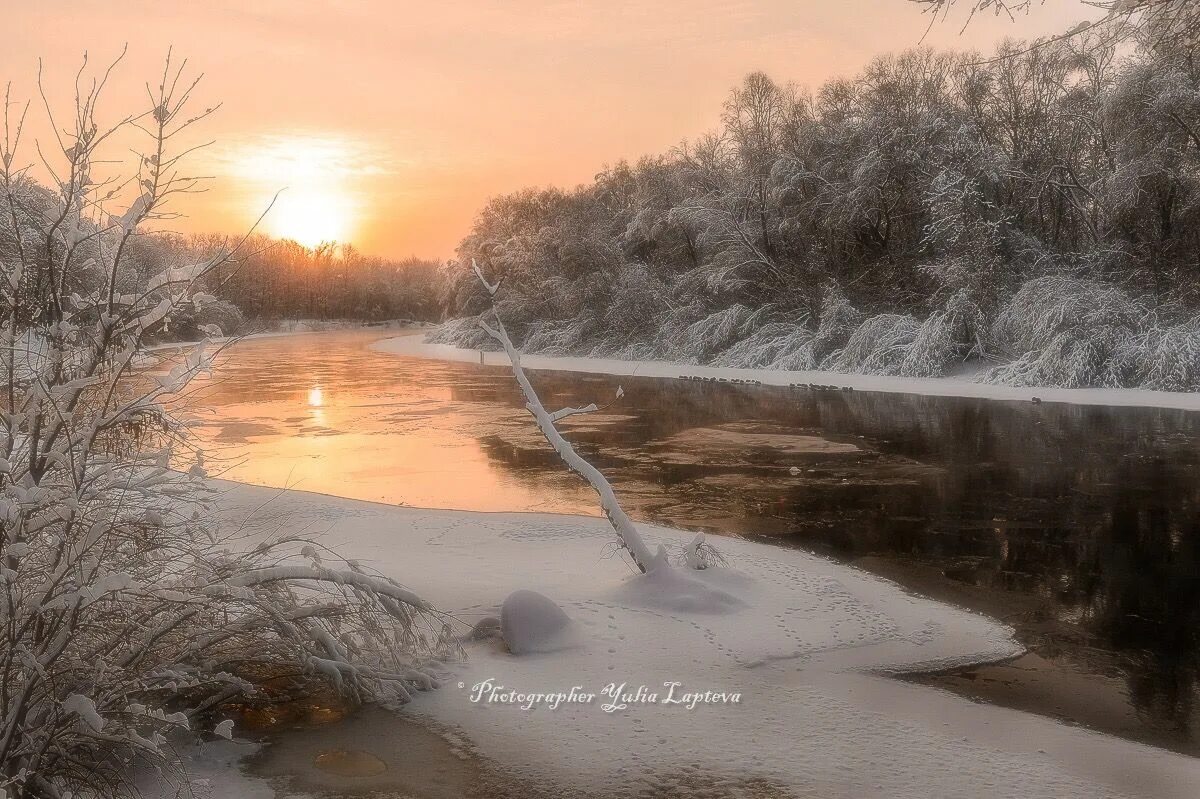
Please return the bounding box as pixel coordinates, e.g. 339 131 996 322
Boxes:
373 332 1200 412
195 480 1200 798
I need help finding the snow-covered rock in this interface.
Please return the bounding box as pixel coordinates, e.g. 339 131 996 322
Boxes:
500 590 576 654
467 616 502 642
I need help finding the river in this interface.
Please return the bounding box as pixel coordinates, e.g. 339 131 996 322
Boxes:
185 328 1200 757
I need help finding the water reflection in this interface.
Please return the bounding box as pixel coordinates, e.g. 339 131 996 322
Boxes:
187 330 1200 753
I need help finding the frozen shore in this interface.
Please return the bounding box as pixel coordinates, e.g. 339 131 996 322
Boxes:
373 332 1200 412
162 481 1200 798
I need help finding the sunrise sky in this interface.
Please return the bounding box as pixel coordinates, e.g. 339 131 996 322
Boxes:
7 1 1094 259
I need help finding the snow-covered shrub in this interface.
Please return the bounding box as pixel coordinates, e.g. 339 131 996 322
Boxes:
676 533 729 570
987 276 1149 387
147 296 247 343
988 327 1137 387
710 320 812 368
523 317 593 355
677 304 770 362
765 329 822 370
203 297 245 336
772 284 863 371
899 291 986 377
427 314 499 350
990 276 1147 357
824 313 921 374
1119 320 1200 391
600 263 671 347
656 298 710 362
0 59 449 799
608 340 662 360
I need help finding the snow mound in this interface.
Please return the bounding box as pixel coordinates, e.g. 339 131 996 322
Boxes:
500 590 576 654
609 562 745 615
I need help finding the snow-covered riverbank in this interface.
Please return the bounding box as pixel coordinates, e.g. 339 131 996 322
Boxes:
163 481 1200 798
373 333 1200 412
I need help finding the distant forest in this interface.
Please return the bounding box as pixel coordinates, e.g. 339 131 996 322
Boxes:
117 233 442 342
178 236 441 334
435 18 1200 391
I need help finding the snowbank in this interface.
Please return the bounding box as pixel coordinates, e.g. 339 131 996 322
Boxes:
196 481 1200 798
373 332 1200 412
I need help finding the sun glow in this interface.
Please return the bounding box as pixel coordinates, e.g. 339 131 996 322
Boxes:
267 188 354 247
226 134 373 248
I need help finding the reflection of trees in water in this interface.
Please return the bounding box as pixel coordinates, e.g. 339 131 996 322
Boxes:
808 392 1200 735
464 370 1200 737
1093 455 1200 738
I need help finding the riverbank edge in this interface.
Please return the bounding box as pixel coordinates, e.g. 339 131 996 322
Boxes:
372 332 1200 412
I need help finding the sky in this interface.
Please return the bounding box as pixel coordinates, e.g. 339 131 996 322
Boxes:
5 1 1095 259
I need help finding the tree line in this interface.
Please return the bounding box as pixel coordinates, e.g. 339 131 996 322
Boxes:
437 16 1200 390
174 235 442 336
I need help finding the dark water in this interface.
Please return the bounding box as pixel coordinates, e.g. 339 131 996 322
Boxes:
187 330 1200 754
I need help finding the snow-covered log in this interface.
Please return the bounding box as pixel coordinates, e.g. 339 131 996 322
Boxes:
471 262 666 574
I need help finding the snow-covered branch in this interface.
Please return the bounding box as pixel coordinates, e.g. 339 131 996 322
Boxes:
472 262 666 574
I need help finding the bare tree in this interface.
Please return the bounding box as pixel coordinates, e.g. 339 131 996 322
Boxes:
909 0 1200 50
0 52 448 799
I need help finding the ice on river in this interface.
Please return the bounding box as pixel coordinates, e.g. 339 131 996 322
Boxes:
197 481 1200 798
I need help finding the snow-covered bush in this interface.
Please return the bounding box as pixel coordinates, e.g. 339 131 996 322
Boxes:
824 313 921 374
774 284 863 370
145 296 247 343
427 314 499 350
988 326 1136 387
656 297 710 362
1116 319 1200 391
598 263 672 350
523 318 593 355
899 291 986 377
709 320 812 368
990 276 1148 357
677 304 770 362
0 56 447 799
987 276 1150 387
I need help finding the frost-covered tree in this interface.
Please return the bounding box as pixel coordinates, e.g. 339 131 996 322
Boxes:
0 53 447 799
436 7 1200 391
909 0 1200 51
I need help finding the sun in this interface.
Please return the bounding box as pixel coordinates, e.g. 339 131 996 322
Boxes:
228 134 365 248
267 187 353 247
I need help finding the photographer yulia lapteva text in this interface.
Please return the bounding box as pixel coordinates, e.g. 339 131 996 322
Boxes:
464 679 743 712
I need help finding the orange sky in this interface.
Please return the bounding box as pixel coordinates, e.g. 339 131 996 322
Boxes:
6 1 1093 259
